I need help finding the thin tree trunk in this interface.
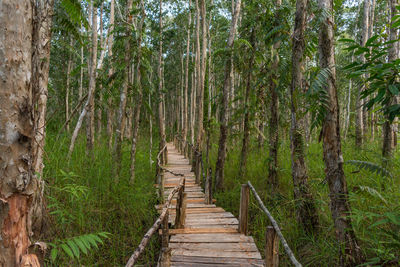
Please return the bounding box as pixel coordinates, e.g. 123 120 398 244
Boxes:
355 0 370 147
268 0 282 190
183 0 192 154
96 2 104 141
215 0 241 190
107 0 115 150
318 0 362 264
66 37 73 132
290 0 319 233
158 0 167 165
86 1 98 153
113 0 134 179
130 1 146 184
239 29 255 179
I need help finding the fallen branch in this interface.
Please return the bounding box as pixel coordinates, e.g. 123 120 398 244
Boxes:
247 181 302 267
125 178 185 267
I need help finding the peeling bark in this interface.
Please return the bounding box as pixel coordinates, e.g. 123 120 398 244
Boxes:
318 0 362 264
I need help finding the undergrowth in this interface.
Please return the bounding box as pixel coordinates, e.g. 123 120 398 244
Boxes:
208 133 400 266
43 131 160 265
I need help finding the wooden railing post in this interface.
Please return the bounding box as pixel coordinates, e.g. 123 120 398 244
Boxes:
161 209 171 267
160 170 165 203
265 226 279 267
175 179 186 228
195 153 201 184
238 184 250 235
205 168 212 204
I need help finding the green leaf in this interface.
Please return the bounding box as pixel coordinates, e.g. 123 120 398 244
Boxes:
388 85 399 95
67 239 80 258
60 243 74 259
74 237 88 255
50 248 58 262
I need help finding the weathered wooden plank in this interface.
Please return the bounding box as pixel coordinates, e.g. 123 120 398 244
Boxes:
169 242 258 252
170 233 255 243
185 218 239 225
171 255 264 266
171 249 262 259
164 228 238 235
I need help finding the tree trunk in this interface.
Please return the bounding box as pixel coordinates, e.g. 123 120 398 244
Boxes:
318 0 362 264
183 0 192 154
86 1 98 153
66 37 73 132
239 29 255 179
130 1 146 184
158 0 167 165
215 0 241 190
107 0 115 150
96 2 104 141
383 0 399 158
113 0 134 178
268 0 282 190
355 0 370 147
0 0 54 264
290 0 319 233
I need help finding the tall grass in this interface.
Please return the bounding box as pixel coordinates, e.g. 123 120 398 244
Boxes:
208 134 400 266
44 131 160 265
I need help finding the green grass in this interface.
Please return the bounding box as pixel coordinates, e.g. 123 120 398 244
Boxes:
207 133 400 266
42 127 400 266
43 131 160 265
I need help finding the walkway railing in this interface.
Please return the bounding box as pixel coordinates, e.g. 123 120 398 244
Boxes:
126 145 188 267
174 135 212 204
174 134 302 267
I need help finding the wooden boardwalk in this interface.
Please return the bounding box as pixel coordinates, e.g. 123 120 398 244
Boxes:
158 143 264 267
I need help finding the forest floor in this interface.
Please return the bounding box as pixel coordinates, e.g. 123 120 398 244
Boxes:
44 130 400 266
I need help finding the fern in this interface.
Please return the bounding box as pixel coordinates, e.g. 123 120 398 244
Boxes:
48 232 111 262
356 185 388 204
306 67 331 130
345 160 393 179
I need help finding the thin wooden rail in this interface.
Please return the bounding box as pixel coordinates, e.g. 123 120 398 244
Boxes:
125 178 186 267
247 181 302 267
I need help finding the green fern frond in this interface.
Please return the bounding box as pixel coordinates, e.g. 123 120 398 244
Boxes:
345 160 393 179
356 185 388 204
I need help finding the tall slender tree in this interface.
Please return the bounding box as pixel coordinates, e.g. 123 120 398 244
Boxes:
215 0 241 190
290 0 319 233
318 0 362 264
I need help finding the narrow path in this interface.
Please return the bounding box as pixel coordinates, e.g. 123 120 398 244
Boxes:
158 143 264 266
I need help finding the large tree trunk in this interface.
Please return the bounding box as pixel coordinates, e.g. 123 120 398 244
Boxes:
113 0 134 179
96 2 104 141
130 1 145 184
318 0 362 264
0 0 54 264
239 29 255 179
355 0 370 147
290 0 319 233
215 0 241 190
268 0 282 190
382 0 399 158
86 1 98 153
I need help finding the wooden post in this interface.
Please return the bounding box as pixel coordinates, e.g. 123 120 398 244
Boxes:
164 147 168 164
160 170 165 203
162 209 169 249
238 184 250 235
175 179 186 228
195 153 201 184
265 226 279 267
205 168 212 204
160 248 171 267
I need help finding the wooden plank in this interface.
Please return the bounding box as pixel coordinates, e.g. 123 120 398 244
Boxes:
171 255 264 266
185 218 239 225
163 228 238 235
170 233 255 243
169 242 258 252
160 207 225 215
171 249 262 259
156 204 216 210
